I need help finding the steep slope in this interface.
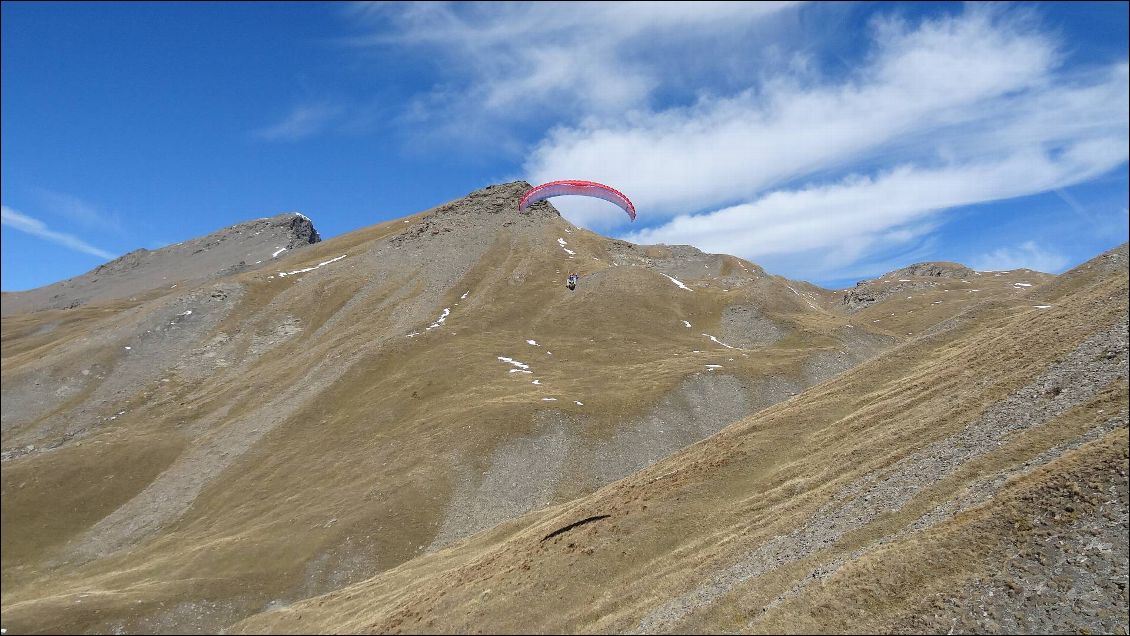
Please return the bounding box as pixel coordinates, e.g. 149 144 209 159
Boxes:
228 243 1129 635
3 182 904 633
0 212 320 316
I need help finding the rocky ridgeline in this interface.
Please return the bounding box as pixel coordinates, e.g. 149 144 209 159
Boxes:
389 181 558 247
2 213 321 315
841 261 979 311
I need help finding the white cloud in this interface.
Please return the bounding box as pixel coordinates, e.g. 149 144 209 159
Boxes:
2 205 117 260
341 3 1126 282
346 2 799 127
521 7 1126 283
971 241 1069 273
621 143 1115 279
255 103 343 141
526 9 1126 223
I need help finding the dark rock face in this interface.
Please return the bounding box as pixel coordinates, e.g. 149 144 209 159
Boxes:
284 214 321 245
2 213 321 316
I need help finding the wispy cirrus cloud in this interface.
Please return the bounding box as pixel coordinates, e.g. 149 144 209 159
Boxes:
255 102 343 141
2 205 117 260
529 9 1126 222
338 3 1126 282
343 2 800 141
971 241 1070 273
34 188 126 233
520 7 1127 281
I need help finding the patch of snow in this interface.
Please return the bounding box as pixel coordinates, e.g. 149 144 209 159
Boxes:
532 380 541 385
703 334 736 349
682 320 692 328
124 346 132 350
510 369 533 374
426 308 450 331
498 356 530 370
1013 282 1033 287
542 397 557 401
272 247 287 258
461 291 469 299
294 212 311 221
527 339 539 346
278 255 347 277
898 278 912 282
705 364 723 369
1034 305 1053 309
662 273 693 291
563 248 575 255
574 401 583 406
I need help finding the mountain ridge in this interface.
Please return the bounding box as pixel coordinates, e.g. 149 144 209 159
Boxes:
0 212 321 316
1 182 1125 634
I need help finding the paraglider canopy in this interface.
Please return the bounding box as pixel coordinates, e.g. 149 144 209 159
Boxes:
518 180 636 221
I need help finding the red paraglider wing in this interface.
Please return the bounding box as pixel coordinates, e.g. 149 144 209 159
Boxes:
518 180 636 221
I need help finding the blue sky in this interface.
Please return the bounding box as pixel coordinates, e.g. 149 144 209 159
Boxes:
3 1 1127 291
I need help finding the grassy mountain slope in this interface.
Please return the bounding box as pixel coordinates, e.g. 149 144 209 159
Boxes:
2 182 1120 634
229 244 1127 635
0 183 876 632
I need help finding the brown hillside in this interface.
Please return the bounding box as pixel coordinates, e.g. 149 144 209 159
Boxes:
230 242 1128 635
1 182 901 633
2 182 1124 634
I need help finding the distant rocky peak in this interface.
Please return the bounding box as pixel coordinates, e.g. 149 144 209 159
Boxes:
841 261 977 311
274 212 321 246
889 262 975 280
2 211 323 315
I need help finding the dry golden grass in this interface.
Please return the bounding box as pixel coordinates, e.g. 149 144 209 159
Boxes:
2 183 1124 634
